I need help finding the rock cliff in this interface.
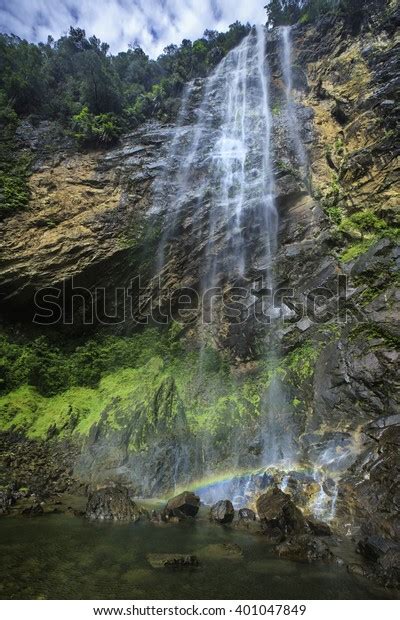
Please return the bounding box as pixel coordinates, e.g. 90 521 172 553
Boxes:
0 0 399 558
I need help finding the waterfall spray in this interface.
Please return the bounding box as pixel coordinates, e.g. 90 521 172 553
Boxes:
281 26 307 169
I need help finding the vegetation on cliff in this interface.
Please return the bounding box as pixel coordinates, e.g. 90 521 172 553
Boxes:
0 21 251 218
0 22 250 136
265 0 380 26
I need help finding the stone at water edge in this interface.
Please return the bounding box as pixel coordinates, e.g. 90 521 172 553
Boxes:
256 487 306 538
238 508 256 522
147 554 200 569
275 534 334 563
163 491 200 520
306 517 332 536
210 500 235 524
357 536 399 562
85 485 140 522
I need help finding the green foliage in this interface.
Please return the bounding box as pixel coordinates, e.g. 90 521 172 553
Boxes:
72 106 122 146
0 328 175 397
264 0 363 27
0 329 263 441
338 209 399 262
283 341 320 382
0 92 31 218
339 210 388 238
0 23 251 145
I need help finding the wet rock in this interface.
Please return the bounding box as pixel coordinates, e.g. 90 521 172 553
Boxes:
306 517 332 536
22 501 44 517
347 563 371 578
276 534 334 562
163 491 200 520
378 548 400 589
210 500 235 524
256 487 305 539
357 536 397 562
355 536 400 588
238 508 256 522
147 554 200 569
85 485 140 522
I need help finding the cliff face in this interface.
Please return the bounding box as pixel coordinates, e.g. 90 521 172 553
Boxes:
0 1 399 548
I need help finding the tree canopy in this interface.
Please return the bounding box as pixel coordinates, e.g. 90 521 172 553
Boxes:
0 21 251 143
264 0 367 26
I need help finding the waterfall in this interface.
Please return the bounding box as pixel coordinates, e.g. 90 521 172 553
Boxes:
156 26 278 297
281 26 307 169
153 25 334 514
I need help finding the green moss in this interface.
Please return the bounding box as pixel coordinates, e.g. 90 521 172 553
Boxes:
340 237 378 262
349 324 399 349
283 341 320 383
0 359 167 440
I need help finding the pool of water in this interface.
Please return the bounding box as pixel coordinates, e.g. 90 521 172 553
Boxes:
0 514 391 599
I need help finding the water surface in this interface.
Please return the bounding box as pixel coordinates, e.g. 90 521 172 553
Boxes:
0 514 391 599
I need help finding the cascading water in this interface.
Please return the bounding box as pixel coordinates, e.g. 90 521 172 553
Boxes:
155 25 337 519
281 25 307 170
156 26 278 292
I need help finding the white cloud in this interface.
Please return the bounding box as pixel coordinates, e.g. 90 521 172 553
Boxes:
0 0 267 57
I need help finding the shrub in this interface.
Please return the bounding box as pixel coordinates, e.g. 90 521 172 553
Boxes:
72 106 122 146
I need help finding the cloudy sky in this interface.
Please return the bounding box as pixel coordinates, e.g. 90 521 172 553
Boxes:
0 0 267 57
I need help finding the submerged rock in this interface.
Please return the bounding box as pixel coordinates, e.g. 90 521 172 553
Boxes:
147 554 200 569
163 491 200 520
256 487 305 539
210 499 235 524
197 543 243 561
85 486 140 522
276 534 334 563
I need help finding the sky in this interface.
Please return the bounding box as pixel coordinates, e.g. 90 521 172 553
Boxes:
0 0 267 57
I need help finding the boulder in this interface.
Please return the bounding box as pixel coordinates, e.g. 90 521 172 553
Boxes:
276 534 334 562
163 491 200 520
357 536 397 562
256 487 305 539
210 499 235 524
306 517 332 536
356 537 400 589
378 548 400 589
238 508 256 522
85 485 140 522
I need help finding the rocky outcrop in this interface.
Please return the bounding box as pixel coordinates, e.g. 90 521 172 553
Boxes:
85 485 140 521
210 500 235 524
256 488 306 539
0 122 170 319
0 0 398 560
